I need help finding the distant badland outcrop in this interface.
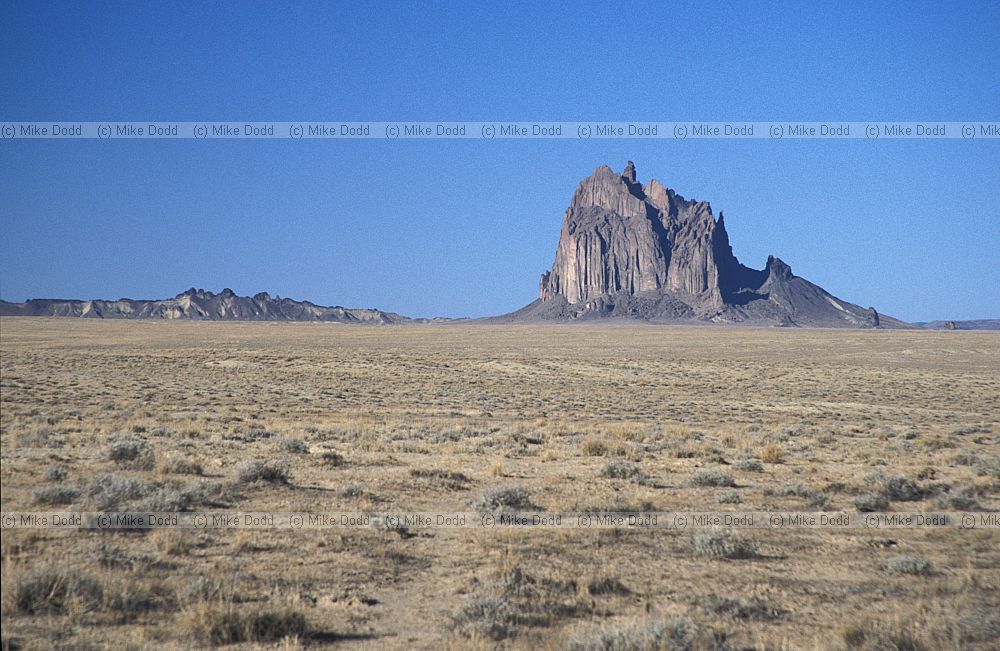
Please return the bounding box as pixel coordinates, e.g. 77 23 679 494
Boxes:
501 162 911 328
916 319 1000 331
0 288 417 324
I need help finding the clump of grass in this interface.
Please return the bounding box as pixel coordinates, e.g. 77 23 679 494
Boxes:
805 492 830 510
768 482 829 509
951 424 991 436
839 619 929 651
474 485 535 514
884 475 924 501
93 542 153 570
100 576 161 619
339 484 364 498
574 499 656 515
599 460 646 481
177 573 306 644
409 468 471 490
134 481 228 512
450 593 520 640
409 468 471 482
243 426 275 441
715 490 741 504
180 576 236 603
569 616 701 651
704 594 783 620
17 426 64 448
44 463 68 482
586 577 631 596
107 433 155 470
760 444 785 464
732 458 763 472
84 474 149 511
867 472 924 501
151 529 190 556
320 451 346 466
278 437 308 453
853 492 889 512
235 459 289 484
887 554 933 575
952 449 979 466
687 470 735 488
692 530 759 560
973 456 1000 479
450 564 585 640
32 485 80 505
162 456 204 476
179 603 308 645
3 565 103 615
581 438 608 457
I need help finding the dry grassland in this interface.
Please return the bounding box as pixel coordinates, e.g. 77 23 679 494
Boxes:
1 318 998 650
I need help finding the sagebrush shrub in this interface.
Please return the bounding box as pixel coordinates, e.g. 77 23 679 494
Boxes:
687 470 735 488
887 554 933 575
107 434 155 470
853 492 889 512
474 485 535 513
692 531 759 560
235 460 289 484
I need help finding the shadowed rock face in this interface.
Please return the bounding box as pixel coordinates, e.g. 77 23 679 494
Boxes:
530 162 909 328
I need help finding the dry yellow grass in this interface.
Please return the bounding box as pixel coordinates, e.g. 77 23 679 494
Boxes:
1 318 998 649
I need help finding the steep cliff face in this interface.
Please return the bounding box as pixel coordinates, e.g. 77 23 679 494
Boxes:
539 162 743 310
527 162 909 328
539 165 670 303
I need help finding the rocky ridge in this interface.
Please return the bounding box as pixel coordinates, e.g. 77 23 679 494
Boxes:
0 288 415 324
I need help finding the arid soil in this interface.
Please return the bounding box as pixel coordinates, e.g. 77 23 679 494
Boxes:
1 319 998 650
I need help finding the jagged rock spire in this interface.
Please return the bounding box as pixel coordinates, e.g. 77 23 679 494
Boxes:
540 162 732 306
622 161 637 183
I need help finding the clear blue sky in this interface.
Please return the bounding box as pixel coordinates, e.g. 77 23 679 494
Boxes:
1 1 998 321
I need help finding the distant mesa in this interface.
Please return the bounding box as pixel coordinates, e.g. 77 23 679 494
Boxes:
501 161 913 328
0 288 416 324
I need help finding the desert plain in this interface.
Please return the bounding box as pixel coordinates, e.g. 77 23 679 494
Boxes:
1 318 998 650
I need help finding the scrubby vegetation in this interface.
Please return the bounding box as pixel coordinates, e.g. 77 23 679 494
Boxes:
1 320 996 649
692 531 760 560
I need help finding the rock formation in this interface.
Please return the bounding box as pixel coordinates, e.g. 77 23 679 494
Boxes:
515 162 910 328
0 163 923 329
0 288 416 324
918 319 1000 330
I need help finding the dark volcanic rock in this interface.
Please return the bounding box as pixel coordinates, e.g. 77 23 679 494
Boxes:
525 162 910 328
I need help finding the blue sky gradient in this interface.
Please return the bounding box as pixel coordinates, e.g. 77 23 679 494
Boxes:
1 2 998 320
